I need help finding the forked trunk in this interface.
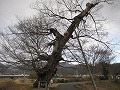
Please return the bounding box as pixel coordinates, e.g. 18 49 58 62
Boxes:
33 52 60 88
33 67 57 88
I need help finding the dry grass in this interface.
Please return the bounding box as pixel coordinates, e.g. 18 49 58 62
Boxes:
14 78 35 84
75 80 120 90
0 78 58 90
0 79 32 90
2 78 120 90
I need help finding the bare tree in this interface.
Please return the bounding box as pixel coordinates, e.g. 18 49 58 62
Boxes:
86 45 114 65
95 48 115 80
0 0 114 89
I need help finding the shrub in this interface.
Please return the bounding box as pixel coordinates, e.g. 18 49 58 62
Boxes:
57 79 68 83
61 79 65 83
81 76 91 81
99 75 109 80
29 71 37 79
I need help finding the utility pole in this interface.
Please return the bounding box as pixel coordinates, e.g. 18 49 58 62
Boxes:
75 31 97 90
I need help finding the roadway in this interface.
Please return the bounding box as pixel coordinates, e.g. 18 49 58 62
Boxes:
57 82 91 90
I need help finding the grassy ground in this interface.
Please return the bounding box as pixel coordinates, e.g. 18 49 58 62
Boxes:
0 79 32 90
75 80 120 90
0 78 120 90
0 78 58 90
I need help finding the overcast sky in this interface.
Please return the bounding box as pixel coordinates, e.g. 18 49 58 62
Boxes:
0 0 36 29
0 0 120 63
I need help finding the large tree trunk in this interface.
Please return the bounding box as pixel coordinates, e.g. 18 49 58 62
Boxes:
33 2 98 88
33 67 57 88
33 52 61 88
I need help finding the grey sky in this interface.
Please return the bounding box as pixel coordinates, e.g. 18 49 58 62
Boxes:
0 0 120 63
0 0 36 28
102 2 120 63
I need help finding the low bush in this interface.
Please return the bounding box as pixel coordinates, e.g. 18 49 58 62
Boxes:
81 76 91 81
57 79 68 83
99 75 109 80
29 71 38 79
68 78 81 82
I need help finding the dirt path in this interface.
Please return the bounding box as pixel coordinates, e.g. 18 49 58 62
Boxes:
56 82 90 90
57 83 79 90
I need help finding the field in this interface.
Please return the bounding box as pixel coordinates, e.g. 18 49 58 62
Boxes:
0 78 120 90
76 80 120 90
0 78 33 90
0 78 58 90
